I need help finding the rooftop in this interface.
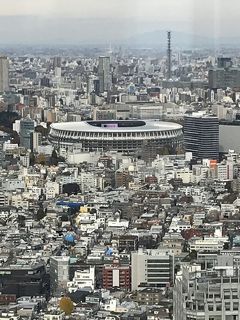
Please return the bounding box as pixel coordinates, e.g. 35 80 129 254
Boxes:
51 120 182 133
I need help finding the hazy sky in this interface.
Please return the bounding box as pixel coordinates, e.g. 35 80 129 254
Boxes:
0 0 239 45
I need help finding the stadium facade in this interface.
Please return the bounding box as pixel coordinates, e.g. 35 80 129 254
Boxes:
49 120 183 159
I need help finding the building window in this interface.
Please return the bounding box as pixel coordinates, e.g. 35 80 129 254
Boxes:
216 304 221 311
233 302 238 310
208 304 213 311
225 303 230 311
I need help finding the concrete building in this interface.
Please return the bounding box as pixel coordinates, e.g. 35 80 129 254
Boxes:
131 105 163 119
45 181 60 200
3 178 25 192
53 56 61 68
80 172 96 193
209 58 240 89
174 258 240 320
219 122 240 153
102 258 131 290
189 233 228 252
137 288 164 306
217 160 234 181
67 266 95 292
0 192 9 206
30 132 42 152
0 131 10 164
98 56 111 92
0 56 9 92
20 118 35 150
44 311 64 320
20 154 30 168
131 249 174 291
0 260 48 298
50 256 69 293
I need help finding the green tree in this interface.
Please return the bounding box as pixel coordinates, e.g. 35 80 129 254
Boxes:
50 149 58 166
35 125 48 137
36 207 46 221
29 152 35 166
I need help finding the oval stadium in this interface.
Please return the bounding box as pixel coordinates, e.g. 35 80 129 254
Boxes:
49 120 183 158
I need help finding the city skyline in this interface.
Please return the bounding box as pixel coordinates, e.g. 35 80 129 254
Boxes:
0 0 240 46
1 2 240 318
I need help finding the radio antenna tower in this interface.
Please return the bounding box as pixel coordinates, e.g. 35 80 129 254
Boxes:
167 31 172 80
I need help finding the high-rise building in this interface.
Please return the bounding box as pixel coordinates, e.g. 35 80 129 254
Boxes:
98 56 111 92
0 56 9 93
30 132 42 152
184 112 219 160
167 31 172 80
87 75 97 94
20 118 35 150
53 56 61 69
93 79 100 95
209 57 240 89
0 131 10 164
131 249 174 291
40 76 50 87
217 57 232 68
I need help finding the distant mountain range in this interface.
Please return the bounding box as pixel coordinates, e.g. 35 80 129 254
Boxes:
124 30 240 49
0 15 240 49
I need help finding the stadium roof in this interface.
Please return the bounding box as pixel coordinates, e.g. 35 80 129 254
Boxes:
51 120 182 133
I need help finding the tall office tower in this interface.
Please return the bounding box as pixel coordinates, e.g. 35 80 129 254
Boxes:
209 57 240 89
87 75 96 94
53 56 61 69
30 131 42 152
98 56 112 92
167 31 172 80
93 79 100 95
131 249 174 291
40 76 50 87
217 57 232 68
0 56 9 93
20 118 35 150
184 112 219 160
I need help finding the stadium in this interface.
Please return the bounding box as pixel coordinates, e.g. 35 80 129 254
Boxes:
49 120 183 158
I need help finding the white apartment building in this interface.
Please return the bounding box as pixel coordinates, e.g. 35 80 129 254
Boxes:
131 249 174 291
169 217 191 233
174 261 240 320
80 172 96 193
67 266 95 292
3 178 25 191
217 161 234 181
189 236 228 252
45 181 60 200
44 312 64 320
107 218 129 229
